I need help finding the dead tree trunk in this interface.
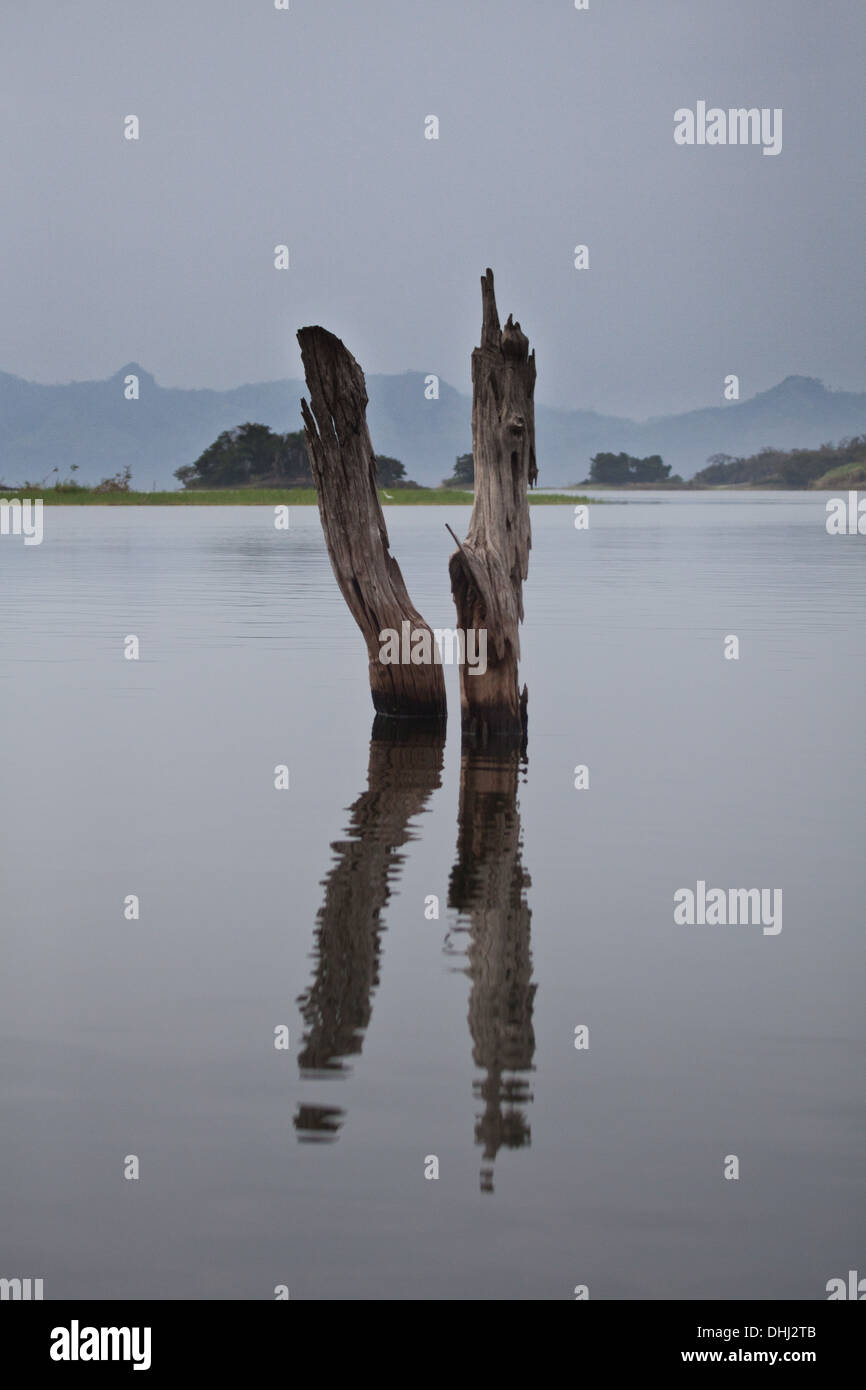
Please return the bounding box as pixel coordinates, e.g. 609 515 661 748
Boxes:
448 269 537 741
298 326 447 722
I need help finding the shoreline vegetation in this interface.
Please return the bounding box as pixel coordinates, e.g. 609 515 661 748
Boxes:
4 434 864 505
0 485 587 506
582 471 866 490
576 439 866 491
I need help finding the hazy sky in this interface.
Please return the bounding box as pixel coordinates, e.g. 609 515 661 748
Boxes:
1 0 863 417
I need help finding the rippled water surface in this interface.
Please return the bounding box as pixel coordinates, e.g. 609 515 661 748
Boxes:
1 493 864 1299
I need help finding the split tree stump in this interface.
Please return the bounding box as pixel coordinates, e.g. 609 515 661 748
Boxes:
298 326 447 722
448 270 537 741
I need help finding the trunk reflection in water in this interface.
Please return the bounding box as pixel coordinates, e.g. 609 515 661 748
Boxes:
294 717 445 1141
295 723 536 1195
447 746 535 1193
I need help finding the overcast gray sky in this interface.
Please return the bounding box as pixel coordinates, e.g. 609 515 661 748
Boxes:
1 0 863 417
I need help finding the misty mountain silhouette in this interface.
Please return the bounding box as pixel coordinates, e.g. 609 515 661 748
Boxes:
1 367 864 488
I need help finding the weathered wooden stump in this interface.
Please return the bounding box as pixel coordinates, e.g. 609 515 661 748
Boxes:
298 326 447 722
448 269 537 741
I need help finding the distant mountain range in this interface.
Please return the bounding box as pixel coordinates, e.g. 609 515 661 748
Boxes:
1 365 865 489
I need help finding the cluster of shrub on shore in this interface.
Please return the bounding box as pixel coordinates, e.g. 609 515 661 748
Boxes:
174 424 415 490
573 438 866 489
690 438 866 489
0 464 136 495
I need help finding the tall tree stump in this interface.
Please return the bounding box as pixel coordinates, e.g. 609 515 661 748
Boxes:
298 326 447 722
449 270 537 741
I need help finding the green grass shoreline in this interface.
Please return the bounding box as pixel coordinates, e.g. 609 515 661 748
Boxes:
1 487 588 506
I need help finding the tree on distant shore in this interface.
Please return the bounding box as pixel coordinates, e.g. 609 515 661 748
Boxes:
176 424 415 490
175 423 312 488
374 455 410 487
442 452 474 487
588 452 671 484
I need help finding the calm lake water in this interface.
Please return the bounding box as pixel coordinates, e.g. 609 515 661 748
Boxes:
1 492 864 1299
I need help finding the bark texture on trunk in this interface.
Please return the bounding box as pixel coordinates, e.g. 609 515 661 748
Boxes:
298 325 447 722
448 269 537 741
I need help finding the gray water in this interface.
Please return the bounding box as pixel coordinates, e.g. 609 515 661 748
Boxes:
1 492 864 1300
